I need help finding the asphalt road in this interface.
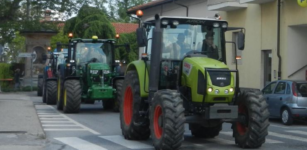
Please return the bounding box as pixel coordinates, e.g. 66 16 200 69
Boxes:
29 94 307 150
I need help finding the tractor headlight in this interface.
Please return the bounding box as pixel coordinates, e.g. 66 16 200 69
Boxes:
162 20 169 25
225 89 229 94
70 60 75 63
229 88 234 92
215 89 220 94
208 87 213 93
103 70 110 74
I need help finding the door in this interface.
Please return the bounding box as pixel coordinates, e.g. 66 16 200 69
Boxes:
262 82 277 117
262 50 272 87
271 82 287 117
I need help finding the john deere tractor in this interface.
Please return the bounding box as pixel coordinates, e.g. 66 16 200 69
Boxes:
41 49 68 105
56 35 129 113
119 12 269 150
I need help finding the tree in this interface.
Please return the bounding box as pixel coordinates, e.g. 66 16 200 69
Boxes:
50 30 69 52
63 5 115 39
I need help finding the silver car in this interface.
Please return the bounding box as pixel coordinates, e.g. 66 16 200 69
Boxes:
262 80 307 125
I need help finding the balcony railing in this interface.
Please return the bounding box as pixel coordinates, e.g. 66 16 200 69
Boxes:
208 0 247 11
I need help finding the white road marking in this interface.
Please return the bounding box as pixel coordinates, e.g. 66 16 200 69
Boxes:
270 124 289 129
44 129 87 131
41 121 71 123
42 124 79 127
55 137 108 150
220 131 283 144
286 130 307 136
40 118 68 120
100 135 153 149
269 132 307 142
37 113 57 115
47 105 100 135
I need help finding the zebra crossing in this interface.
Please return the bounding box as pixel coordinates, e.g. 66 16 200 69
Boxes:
35 104 307 150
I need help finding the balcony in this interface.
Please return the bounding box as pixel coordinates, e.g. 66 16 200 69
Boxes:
240 0 275 4
208 0 247 11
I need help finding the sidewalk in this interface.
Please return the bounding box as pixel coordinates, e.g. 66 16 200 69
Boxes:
0 92 46 150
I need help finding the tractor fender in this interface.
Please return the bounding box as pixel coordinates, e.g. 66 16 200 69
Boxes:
126 60 149 97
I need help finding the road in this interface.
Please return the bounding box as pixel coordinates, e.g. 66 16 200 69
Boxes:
29 94 307 150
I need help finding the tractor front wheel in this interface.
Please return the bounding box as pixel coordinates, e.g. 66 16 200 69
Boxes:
46 81 57 105
113 80 123 112
150 90 185 150
232 89 270 148
63 80 81 113
120 71 150 140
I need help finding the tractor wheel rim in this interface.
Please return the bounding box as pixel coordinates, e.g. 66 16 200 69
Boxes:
282 110 289 123
154 105 163 139
237 104 248 135
64 89 67 107
57 80 60 101
124 86 133 126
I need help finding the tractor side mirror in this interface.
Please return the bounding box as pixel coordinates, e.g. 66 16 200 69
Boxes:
56 42 62 52
136 27 147 47
237 31 245 50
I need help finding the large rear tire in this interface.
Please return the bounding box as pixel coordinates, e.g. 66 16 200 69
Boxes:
63 80 81 113
37 75 43 96
113 80 123 112
232 89 270 148
46 80 57 105
150 90 185 150
189 123 222 138
120 71 150 140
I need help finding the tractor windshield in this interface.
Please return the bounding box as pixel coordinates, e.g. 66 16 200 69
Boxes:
75 42 112 66
162 24 223 61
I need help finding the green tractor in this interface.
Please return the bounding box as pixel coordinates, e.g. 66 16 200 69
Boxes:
56 35 129 113
119 12 269 149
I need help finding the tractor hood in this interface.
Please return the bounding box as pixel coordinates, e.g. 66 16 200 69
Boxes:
183 57 228 72
88 63 110 70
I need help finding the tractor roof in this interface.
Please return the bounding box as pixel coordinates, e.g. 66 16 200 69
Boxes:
144 16 227 23
70 38 115 43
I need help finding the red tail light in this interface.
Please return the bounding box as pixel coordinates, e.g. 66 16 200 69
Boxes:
292 82 297 96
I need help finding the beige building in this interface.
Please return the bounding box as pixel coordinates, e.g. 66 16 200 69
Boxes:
128 0 307 89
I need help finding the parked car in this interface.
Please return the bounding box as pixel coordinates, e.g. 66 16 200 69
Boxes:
261 80 307 125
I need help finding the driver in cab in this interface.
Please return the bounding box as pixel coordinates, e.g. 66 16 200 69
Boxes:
164 33 190 60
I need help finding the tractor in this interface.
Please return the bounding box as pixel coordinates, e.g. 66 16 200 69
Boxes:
119 11 270 150
56 34 129 113
40 49 68 105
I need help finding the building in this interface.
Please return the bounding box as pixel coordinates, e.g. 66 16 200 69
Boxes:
128 0 307 89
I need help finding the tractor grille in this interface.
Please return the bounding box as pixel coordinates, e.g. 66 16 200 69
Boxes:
208 70 231 87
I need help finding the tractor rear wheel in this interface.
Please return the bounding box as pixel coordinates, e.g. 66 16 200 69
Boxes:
113 80 123 112
150 90 185 150
189 123 222 138
232 89 269 148
63 80 81 113
120 71 150 140
56 79 63 110
37 75 43 96
42 82 46 103
46 80 57 105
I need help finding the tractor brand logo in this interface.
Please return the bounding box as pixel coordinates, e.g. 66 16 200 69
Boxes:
183 62 192 76
186 20 206 24
216 77 226 80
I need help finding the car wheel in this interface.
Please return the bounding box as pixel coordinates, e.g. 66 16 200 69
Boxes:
281 108 293 125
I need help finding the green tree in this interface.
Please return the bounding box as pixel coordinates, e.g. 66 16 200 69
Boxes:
50 30 69 52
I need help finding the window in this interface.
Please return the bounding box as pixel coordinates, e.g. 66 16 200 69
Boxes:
297 83 307 97
274 82 286 94
145 26 155 60
286 83 291 94
263 82 277 94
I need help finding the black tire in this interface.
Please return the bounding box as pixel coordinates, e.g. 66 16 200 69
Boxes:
281 108 293 125
56 79 63 110
232 89 270 148
46 80 57 105
150 90 185 150
42 82 46 103
113 80 123 112
63 80 81 113
120 71 150 140
190 123 222 138
37 76 43 96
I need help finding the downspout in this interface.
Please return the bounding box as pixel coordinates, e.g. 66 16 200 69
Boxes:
173 0 188 17
277 0 282 80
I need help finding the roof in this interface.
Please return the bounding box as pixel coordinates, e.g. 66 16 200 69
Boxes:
127 0 173 14
112 23 138 34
